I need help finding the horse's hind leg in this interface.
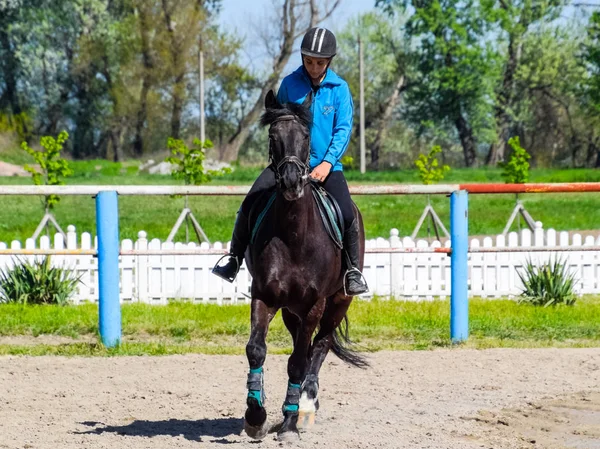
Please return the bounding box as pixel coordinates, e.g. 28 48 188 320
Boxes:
244 299 276 440
277 307 320 441
300 293 367 429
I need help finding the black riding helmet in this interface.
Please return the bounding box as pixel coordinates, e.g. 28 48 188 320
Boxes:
300 27 337 59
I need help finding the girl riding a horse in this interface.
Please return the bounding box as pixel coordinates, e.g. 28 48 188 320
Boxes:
213 27 368 296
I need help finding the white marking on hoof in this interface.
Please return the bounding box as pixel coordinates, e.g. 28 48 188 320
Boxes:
298 392 317 429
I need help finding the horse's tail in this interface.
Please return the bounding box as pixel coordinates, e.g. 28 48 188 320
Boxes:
331 315 369 369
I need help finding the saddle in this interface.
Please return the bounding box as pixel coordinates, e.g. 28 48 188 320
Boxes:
249 183 344 249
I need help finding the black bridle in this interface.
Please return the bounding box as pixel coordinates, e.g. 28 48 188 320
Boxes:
268 115 311 186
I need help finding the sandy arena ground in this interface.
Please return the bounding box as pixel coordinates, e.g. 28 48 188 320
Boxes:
0 349 599 449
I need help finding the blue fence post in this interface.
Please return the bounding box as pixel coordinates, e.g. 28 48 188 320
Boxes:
96 190 121 348
450 190 469 343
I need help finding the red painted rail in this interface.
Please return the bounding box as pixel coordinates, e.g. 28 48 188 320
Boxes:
459 183 600 194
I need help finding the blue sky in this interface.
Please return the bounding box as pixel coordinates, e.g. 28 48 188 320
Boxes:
218 0 376 71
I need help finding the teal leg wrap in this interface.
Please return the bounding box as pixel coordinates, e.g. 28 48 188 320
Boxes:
247 367 265 407
282 381 301 415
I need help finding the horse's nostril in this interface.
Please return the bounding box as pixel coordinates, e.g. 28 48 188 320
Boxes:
282 167 300 190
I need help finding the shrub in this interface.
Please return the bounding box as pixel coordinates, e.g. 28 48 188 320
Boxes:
499 136 530 184
21 130 73 210
165 137 231 187
517 257 577 307
0 257 82 305
414 145 450 185
341 155 356 170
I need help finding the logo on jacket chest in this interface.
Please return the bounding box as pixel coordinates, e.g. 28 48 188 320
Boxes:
322 105 335 116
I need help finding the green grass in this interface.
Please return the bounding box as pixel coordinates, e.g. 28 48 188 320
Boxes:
1 166 599 242
0 296 599 355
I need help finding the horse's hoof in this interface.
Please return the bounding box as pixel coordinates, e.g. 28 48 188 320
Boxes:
244 419 270 440
297 409 316 430
277 429 300 442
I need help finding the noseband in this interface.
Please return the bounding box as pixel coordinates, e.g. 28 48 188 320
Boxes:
269 115 310 185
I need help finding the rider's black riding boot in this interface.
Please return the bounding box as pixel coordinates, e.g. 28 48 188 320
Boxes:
343 219 369 296
212 210 250 283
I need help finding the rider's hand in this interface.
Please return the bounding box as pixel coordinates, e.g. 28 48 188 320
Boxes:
309 161 332 183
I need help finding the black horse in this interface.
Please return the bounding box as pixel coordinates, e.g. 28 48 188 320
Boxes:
242 90 368 441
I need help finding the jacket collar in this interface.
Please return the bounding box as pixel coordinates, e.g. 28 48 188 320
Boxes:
295 66 342 87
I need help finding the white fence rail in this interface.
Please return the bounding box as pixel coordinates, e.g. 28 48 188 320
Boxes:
1 224 599 304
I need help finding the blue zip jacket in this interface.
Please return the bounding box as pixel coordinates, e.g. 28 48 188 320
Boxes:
276 66 353 172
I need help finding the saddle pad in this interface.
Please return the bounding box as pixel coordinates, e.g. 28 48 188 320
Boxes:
248 186 344 249
311 185 344 249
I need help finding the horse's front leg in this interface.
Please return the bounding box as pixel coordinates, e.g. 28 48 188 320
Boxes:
278 306 321 441
244 299 277 440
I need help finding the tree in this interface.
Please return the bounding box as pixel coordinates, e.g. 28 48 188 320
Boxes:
514 25 593 167
581 11 600 167
335 12 413 170
377 0 499 167
482 0 567 166
0 0 44 138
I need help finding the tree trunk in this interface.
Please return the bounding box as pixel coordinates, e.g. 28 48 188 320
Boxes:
171 73 185 139
133 5 153 158
162 0 185 139
486 13 526 166
455 114 477 167
0 27 23 118
586 132 600 168
370 75 405 170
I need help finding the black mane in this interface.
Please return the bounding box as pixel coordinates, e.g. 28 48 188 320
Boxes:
260 101 312 130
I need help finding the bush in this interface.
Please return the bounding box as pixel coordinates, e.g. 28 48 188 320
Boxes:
165 137 231 186
21 130 73 210
517 257 577 307
414 145 450 185
0 257 82 305
499 136 530 184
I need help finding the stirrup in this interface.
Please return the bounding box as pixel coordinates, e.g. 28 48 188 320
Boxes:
343 267 368 296
212 254 241 283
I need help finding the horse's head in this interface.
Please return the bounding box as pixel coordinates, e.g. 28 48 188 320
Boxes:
260 90 312 201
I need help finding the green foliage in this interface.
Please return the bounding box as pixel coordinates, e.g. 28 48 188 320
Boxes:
0 257 82 306
21 131 73 210
377 0 500 163
414 145 450 185
0 112 32 140
164 137 231 187
341 155 357 170
517 257 577 307
499 136 530 183
583 12 600 116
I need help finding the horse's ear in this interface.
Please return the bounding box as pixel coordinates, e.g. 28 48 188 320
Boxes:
265 90 277 109
301 91 313 109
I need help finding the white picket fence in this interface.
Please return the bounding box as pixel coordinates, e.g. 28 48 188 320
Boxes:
0 224 599 304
